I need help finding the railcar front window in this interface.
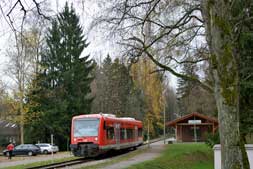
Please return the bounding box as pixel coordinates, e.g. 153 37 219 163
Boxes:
74 118 100 137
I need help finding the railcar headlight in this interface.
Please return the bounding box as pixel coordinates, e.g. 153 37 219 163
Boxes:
74 138 77 142
95 137 98 141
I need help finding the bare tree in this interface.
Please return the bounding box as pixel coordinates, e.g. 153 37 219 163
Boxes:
0 0 49 144
92 0 251 168
5 23 45 144
0 0 50 34
6 35 30 144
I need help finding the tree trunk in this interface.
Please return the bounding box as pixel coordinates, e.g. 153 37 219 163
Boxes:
213 70 244 169
19 83 24 144
202 0 249 168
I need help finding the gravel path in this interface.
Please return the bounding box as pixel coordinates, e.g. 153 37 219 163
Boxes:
0 152 73 168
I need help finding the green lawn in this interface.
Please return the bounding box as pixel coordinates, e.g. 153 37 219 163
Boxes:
127 143 214 169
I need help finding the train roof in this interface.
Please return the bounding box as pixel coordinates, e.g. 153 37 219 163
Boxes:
72 113 142 123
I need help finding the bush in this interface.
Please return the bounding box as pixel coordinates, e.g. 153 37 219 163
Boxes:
205 131 220 148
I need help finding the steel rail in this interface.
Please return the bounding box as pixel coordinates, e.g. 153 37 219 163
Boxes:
26 158 92 169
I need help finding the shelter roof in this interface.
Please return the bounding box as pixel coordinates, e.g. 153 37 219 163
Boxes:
0 119 18 129
166 112 218 127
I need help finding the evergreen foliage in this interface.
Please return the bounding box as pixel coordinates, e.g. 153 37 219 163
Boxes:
91 56 166 138
25 3 94 149
91 55 144 118
176 61 216 117
239 15 253 137
176 63 198 115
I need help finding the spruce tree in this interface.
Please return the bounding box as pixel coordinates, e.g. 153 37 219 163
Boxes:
176 62 198 115
91 55 140 117
26 3 94 149
239 23 253 139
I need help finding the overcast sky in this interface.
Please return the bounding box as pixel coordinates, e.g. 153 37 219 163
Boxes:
0 0 177 89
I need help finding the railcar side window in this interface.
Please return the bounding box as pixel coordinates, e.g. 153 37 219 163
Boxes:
120 128 126 139
126 129 134 139
106 127 115 139
138 128 142 137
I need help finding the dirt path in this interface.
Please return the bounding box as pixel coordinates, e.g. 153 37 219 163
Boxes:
100 141 165 169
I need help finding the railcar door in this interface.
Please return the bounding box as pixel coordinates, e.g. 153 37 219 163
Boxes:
135 126 138 141
114 123 120 149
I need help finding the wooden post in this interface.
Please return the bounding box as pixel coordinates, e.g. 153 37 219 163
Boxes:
147 119 150 148
181 125 183 142
212 123 215 135
175 124 178 141
193 115 197 142
51 134 54 160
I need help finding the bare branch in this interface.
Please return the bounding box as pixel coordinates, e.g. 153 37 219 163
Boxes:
143 47 213 92
168 55 208 64
32 0 50 20
149 68 165 74
119 35 213 92
4 0 50 36
146 6 202 49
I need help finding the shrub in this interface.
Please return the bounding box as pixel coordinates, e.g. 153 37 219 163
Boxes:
205 131 220 148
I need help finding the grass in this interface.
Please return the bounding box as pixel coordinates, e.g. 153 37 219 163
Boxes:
1 156 80 169
127 143 214 169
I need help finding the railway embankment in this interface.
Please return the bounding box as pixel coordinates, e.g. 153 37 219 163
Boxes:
0 140 163 169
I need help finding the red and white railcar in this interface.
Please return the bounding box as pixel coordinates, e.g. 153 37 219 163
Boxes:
70 113 143 157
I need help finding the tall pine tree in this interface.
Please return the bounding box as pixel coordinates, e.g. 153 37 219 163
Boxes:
176 62 199 115
25 3 94 149
91 55 135 117
239 20 253 141
176 59 216 116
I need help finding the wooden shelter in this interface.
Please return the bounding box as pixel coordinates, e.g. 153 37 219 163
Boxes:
166 112 218 142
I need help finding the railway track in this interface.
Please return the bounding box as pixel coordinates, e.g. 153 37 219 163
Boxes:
27 158 92 169
27 138 165 169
